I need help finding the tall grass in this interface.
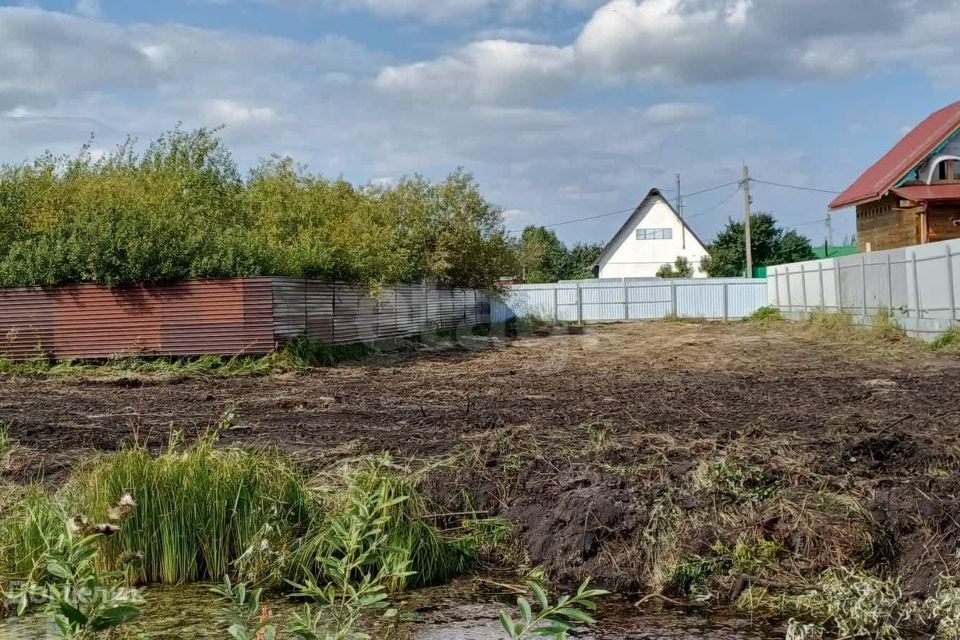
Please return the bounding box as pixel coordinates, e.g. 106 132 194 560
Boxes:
68 438 315 585
0 437 507 592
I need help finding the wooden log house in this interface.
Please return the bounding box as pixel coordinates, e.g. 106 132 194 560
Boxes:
831 101 960 251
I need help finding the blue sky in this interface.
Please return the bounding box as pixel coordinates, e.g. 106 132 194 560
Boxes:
2 0 959 248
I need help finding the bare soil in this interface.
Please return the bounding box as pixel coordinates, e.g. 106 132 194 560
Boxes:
2 320 960 597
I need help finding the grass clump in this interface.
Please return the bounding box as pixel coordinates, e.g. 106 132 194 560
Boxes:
0 432 508 594
745 306 783 323
927 326 960 352
806 309 853 330
869 309 907 342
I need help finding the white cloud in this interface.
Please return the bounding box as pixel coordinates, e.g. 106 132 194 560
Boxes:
280 0 607 24
0 7 154 110
74 0 100 18
377 40 575 103
643 102 712 125
374 0 933 104
201 99 278 127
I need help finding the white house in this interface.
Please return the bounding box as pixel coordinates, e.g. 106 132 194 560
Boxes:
592 189 710 278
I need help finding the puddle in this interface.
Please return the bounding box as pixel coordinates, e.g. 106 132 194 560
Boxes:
0 574 781 639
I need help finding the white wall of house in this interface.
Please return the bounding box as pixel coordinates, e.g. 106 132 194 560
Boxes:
596 197 710 278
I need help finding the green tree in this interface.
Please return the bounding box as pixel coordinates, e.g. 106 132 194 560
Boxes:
702 213 815 277
0 130 516 290
516 226 602 283
656 256 694 278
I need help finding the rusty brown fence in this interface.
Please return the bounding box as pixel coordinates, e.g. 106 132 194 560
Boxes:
0 278 491 361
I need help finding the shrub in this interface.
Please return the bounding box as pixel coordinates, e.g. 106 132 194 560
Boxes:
0 128 516 290
745 306 782 323
927 326 960 352
656 256 694 279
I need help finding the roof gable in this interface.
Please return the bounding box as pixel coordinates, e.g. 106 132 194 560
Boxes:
592 189 708 268
830 101 960 210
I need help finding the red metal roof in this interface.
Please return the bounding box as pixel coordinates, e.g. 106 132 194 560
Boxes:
830 101 960 210
892 184 960 202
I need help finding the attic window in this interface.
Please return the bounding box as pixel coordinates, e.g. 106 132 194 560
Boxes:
636 228 673 240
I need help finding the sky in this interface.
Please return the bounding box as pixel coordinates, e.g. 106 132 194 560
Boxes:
1 0 959 247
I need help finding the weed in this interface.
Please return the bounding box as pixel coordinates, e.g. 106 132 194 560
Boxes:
693 457 780 504
745 306 782 323
927 326 960 352
870 309 907 341
0 426 10 462
499 578 609 639
293 456 510 590
806 310 853 329
584 424 609 454
10 493 143 639
786 568 907 640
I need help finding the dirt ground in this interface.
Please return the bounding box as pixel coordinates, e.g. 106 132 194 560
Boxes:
2 320 960 597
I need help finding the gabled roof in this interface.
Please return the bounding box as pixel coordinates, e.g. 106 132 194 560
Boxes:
591 189 708 269
830 101 960 210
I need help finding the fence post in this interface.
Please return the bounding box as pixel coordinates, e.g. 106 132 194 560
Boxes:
553 285 559 325
302 278 308 337
576 281 583 325
912 252 921 333
723 282 729 321
947 245 956 323
885 253 893 311
622 278 629 321
785 266 792 313
860 255 868 319
800 264 808 312
774 268 780 307
833 262 842 312
670 281 678 317
818 263 825 311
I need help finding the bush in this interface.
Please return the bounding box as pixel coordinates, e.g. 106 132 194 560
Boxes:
0 129 516 290
745 306 782 323
927 326 960 352
656 256 694 279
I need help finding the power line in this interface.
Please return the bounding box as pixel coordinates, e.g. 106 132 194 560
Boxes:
506 206 637 234
506 179 742 234
750 178 841 195
686 184 741 219
683 180 741 198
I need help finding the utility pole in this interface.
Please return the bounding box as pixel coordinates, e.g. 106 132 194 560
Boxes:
742 164 753 278
825 211 834 249
676 173 686 249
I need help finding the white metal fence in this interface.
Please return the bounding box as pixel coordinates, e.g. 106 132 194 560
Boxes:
767 238 960 339
490 278 767 324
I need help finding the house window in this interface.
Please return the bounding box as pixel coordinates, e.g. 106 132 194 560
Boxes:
636 228 673 240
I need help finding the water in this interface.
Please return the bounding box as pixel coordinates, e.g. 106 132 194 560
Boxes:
0 575 781 639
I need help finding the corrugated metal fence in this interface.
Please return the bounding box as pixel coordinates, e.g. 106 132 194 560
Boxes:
490 277 767 323
767 237 960 339
271 279 488 344
0 278 490 360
